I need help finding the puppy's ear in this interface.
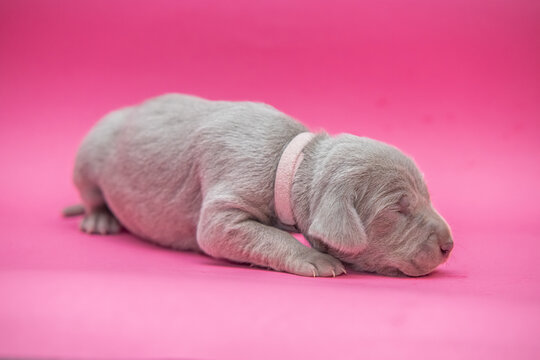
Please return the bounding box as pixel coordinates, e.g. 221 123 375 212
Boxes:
307 191 368 256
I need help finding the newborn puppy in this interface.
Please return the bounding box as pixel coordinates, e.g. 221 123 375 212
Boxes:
68 93 453 277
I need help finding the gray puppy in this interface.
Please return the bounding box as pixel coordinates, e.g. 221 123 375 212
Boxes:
66 93 453 277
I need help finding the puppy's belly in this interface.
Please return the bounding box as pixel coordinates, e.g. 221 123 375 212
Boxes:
103 184 201 251
98 145 203 252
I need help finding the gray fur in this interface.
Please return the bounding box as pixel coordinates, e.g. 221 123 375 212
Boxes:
71 93 453 277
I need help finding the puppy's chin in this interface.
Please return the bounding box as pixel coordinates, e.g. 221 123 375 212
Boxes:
375 266 407 277
351 261 437 277
397 256 449 276
397 263 434 277
398 249 450 277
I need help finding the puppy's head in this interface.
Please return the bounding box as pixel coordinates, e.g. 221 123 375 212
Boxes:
305 135 452 277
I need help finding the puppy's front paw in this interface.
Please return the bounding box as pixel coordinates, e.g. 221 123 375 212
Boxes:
287 250 346 277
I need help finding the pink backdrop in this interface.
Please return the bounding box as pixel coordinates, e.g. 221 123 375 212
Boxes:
1 0 539 359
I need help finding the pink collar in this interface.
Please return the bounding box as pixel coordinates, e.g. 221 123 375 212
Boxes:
274 132 315 227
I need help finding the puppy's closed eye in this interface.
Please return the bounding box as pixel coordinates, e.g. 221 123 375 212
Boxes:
397 195 411 215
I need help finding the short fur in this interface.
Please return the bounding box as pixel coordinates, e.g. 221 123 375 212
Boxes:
70 93 453 277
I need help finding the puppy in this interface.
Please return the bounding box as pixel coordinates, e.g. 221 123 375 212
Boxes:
66 93 453 277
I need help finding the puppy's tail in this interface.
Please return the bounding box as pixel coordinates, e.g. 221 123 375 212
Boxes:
62 204 85 217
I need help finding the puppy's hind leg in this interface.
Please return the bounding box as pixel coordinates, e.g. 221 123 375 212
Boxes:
80 205 121 235
75 180 122 235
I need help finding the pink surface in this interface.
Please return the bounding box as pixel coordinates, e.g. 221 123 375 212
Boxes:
1 0 539 359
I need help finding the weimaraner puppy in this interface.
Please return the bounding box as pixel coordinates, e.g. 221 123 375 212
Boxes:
65 93 453 277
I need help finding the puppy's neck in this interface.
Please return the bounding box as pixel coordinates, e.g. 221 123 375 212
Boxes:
289 132 333 235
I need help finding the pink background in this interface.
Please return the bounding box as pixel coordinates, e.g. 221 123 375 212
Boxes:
1 0 539 359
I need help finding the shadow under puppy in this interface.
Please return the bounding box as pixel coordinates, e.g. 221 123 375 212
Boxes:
65 93 453 277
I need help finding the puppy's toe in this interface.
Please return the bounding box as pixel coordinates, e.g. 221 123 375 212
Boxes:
80 212 98 233
288 250 346 277
80 209 121 235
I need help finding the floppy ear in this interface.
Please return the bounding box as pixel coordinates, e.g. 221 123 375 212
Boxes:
307 191 368 256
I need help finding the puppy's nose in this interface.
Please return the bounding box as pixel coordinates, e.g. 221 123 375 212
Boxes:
439 240 453 256
437 229 453 256
435 226 453 256
427 210 453 257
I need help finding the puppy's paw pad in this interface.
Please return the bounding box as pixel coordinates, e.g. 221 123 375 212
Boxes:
80 209 121 235
288 251 346 277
